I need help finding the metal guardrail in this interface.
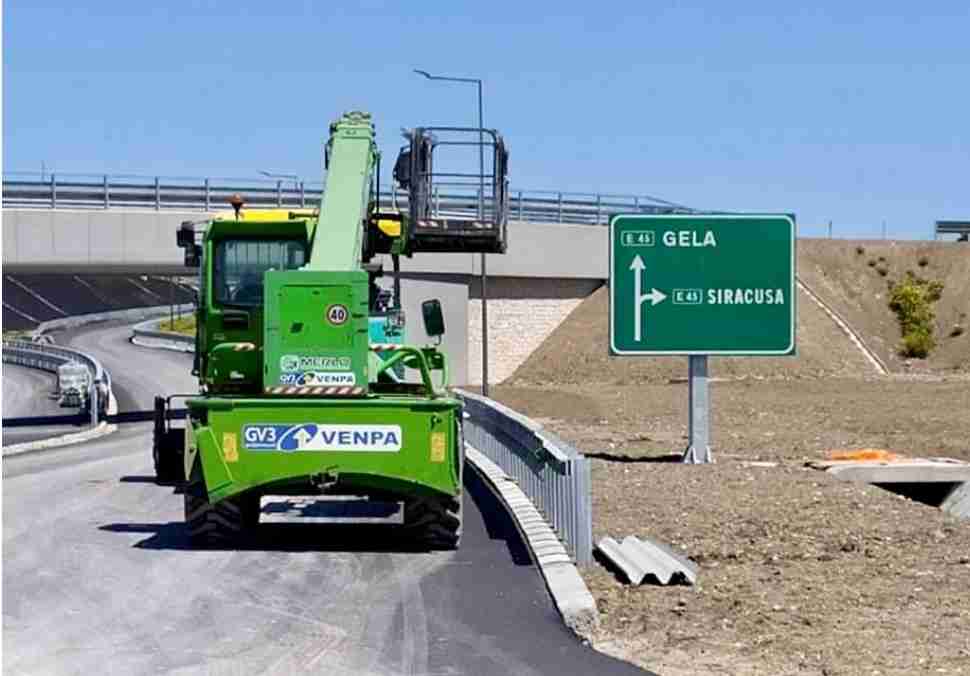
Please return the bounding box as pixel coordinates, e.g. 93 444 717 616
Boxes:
2 339 111 422
935 220 970 240
456 389 592 565
1 172 692 225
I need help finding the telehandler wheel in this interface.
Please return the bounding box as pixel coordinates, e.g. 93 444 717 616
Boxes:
184 476 259 547
403 495 462 550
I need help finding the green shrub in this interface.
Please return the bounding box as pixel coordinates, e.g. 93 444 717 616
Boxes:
901 330 934 358
888 272 944 358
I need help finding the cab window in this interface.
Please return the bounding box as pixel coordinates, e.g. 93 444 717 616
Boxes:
213 239 307 306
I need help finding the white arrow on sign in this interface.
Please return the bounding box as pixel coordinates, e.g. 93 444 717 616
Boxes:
629 255 667 342
294 427 313 450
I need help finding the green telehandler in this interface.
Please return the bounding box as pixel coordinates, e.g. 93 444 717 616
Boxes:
153 112 508 548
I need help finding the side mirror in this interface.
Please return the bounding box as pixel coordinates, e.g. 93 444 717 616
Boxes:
421 299 445 338
184 244 202 268
176 221 195 248
177 222 201 268
393 147 411 188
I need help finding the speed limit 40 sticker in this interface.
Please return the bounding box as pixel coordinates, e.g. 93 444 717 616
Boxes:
326 304 349 326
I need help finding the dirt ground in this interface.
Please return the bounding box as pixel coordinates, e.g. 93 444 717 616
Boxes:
492 239 970 674
798 239 970 374
492 381 970 675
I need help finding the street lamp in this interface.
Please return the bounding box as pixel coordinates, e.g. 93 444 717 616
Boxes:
413 68 491 397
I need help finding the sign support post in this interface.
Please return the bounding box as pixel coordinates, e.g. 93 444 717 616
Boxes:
683 355 711 463
609 214 796 467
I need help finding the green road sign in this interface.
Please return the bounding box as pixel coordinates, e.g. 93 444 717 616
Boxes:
609 214 795 355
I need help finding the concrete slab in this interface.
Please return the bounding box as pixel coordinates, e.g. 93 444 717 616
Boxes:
823 461 970 484
942 483 970 519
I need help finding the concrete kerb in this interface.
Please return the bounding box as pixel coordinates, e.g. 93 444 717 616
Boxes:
130 316 194 353
464 444 600 638
2 421 117 457
30 303 195 339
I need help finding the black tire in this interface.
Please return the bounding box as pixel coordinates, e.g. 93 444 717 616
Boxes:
184 471 258 547
402 494 462 550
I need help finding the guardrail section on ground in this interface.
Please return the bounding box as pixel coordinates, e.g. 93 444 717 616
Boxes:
457 389 593 565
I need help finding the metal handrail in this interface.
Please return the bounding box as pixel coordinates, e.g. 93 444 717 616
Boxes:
2 172 692 225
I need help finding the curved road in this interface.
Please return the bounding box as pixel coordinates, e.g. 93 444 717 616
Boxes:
3 321 648 676
1 363 83 447
3 363 60 417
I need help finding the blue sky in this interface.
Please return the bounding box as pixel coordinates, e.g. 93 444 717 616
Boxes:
3 1 968 238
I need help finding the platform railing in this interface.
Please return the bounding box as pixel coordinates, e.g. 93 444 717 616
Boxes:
456 389 593 565
2 172 693 225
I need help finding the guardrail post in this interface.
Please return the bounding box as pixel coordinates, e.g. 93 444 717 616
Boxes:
578 457 592 565
154 176 161 210
299 181 305 207
276 180 283 207
204 178 210 211
103 174 110 209
634 195 639 213
89 382 99 426
51 173 57 208
434 185 440 216
595 194 601 224
517 190 524 221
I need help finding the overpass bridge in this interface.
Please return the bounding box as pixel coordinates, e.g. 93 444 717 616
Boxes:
2 172 692 276
6 174 690 384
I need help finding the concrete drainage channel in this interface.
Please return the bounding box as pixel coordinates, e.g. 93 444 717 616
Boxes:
810 457 970 520
129 322 604 636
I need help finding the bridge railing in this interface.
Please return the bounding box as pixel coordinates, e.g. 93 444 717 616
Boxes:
935 220 970 241
2 172 692 225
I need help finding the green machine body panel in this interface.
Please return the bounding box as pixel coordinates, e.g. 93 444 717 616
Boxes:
263 270 369 391
184 395 463 503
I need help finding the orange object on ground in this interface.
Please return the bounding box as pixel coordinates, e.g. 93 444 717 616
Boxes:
825 448 899 462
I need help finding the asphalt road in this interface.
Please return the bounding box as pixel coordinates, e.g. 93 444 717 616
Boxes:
1 363 85 447
3 321 649 676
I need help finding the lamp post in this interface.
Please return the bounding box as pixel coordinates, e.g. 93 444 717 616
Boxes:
414 69 490 396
